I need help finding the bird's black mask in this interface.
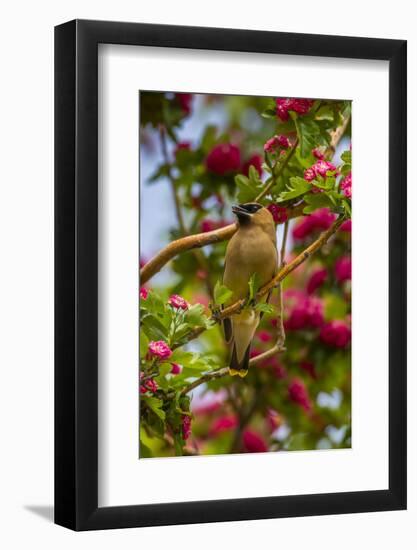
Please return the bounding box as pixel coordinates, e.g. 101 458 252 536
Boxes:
232 203 262 224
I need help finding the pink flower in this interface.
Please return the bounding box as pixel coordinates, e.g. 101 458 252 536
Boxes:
140 378 158 394
171 363 182 375
291 98 315 115
312 147 325 160
139 287 148 300
242 429 268 453
304 160 338 182
299 361 317 379
341 219 352 232
205 143 241 175
306 268 327 294
273 363 287 379
264 134 290 153
276 98 314 121
340 172 352 198
320 320 351 348
168 294 189 310
288 378 312 412
292 208 336 240
242 154 263 177
257 330 272 343
175 93 193 115
266 408 282 431
200 218 229 233
284 290 324 330
182 415 192 440
174 141 191 157
209 415 238 436
148 340 172 360
201 219 216 233
267 204 288 224
335 256 352 283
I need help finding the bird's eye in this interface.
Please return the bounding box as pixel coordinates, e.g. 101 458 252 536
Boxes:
242 203 261 213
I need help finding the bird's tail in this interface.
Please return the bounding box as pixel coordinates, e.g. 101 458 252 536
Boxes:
229 343 250 378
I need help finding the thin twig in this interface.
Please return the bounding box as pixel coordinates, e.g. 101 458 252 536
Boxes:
159 127 186 235
140 115 350 285
177 215 345 347
140 203 305 284
180 343 286 395
159 126 214 296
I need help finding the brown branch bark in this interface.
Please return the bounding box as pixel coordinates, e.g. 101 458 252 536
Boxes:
175 215 345 349
140 203 305 284
140 115 349 285
219 215 345 319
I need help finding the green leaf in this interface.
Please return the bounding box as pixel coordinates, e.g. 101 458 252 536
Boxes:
303 193 334 214
142 395 166 420
200 125 218 153
255 302 275 315
214 280 233 306
248 273 260 301
141 314 169 341
235 173 263 203
140 331 149 359
278 176 311 201
315 105 334 121
341 150 351 164
261 107 277 119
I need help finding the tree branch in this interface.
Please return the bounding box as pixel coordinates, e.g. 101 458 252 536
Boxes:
140 115 349 285
177 215 345 347
140 203 305 284
219 215 345 319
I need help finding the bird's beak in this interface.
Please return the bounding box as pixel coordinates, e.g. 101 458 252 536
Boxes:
232 204 252 222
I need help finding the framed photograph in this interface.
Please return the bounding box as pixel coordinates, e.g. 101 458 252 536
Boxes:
55 19 407 530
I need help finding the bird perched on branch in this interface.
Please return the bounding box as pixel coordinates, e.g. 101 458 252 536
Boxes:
223 202 278 377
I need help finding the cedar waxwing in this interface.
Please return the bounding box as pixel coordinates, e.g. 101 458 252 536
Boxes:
223 202 278 377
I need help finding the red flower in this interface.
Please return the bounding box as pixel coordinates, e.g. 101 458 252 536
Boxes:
171 363 182 375
306 268 327 294
340 172 352 198
266 409 282 431
320 320 351 348
292 208 336 240
209 415 238 436
182 415 192 440
140 378 158 394
168 294 189 310
284 290 324 330
312 147 325 160
175 93 193 115
205 143 241 175
148 340 172 359
242 429 268 453
288 378 312 412
139 287 148 300
340 219 352 232
242 154 263 177
200 219 229 233
299 361 317 379
174 141 191 157
264 134 290 153
276 98 314 121
335 256 352 283
304 160 338 182
267 203 288 224
257 330 272 343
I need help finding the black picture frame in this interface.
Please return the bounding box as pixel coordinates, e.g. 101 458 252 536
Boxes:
55 19 407 531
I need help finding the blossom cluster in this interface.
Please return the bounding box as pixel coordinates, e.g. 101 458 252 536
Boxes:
276 97 314 121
